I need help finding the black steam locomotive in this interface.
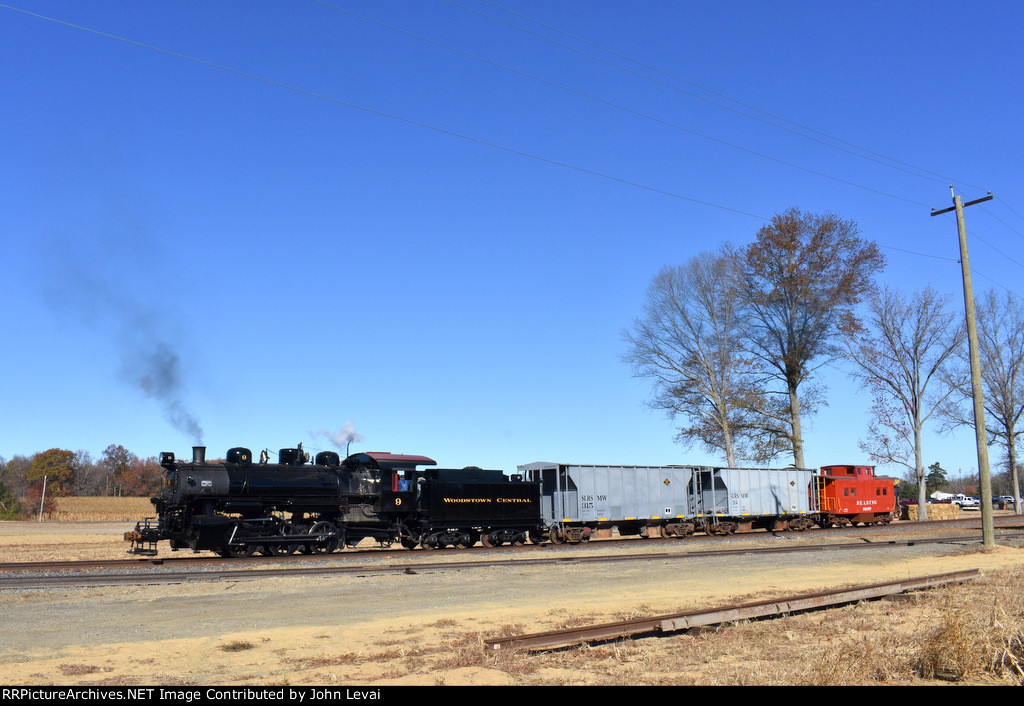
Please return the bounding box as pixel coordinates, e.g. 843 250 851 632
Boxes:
125 445 542 557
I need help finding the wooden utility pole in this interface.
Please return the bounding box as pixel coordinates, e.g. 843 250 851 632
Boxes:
931 188 995 548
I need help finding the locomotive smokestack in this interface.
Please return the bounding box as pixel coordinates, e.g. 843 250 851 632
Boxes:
193 446 206 464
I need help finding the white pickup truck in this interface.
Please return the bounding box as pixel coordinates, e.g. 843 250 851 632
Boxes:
951 494 980 508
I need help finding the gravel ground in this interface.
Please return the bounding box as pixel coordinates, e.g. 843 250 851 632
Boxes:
2 518 1023 685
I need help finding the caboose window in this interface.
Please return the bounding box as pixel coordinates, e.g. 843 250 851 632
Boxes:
844 489 849 496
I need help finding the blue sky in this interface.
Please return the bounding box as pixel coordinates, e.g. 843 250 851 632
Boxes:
2 1 1022 482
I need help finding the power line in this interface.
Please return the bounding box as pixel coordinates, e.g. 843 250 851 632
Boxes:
943 190 1024 270
458 0 987 192
0 2 767 221
5 2 1012 285
312 1 1020 283
996 196 1024 224
877 244 956 262
876 242 1013 295
309 0 931 209
982 205 1024 241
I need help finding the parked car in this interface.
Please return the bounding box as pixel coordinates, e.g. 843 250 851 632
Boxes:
951 494 980 509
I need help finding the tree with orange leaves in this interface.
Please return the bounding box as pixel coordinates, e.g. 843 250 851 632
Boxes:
732 208 886 468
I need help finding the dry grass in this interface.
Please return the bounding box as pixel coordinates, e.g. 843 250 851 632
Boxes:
474 566 1024 686
49 497 153 522
914 573 1024 682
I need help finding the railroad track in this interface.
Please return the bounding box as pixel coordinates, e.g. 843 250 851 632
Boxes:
2 531 1019 591
4 513 1018 576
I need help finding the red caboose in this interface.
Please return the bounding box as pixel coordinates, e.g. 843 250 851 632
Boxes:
815 465 899 527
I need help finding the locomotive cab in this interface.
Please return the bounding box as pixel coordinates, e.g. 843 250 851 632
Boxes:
375 467 417 514
341 452 434 516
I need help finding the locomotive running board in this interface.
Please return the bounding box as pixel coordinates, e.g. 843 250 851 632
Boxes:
483 569 981 652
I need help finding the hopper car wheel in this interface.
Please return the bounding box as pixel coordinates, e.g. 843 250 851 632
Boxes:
455 533 474 549
480 532 498 548
511 533 525 547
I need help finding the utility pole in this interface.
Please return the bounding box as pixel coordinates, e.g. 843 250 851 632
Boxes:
38 475 47 522
931 187 995 548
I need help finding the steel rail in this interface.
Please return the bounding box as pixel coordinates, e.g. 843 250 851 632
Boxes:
2 515 1019 575
0 532 1009 591
483 569 981 652
4 524 1020 576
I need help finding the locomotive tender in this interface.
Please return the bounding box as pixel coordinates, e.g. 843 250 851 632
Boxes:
126 445 898 556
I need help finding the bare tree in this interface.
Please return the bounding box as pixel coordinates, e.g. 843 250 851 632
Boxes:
941 290 1024 514
1 455 32 500
71 450 102 496
623 252 757 466
844 285 965 519
732 208 885 467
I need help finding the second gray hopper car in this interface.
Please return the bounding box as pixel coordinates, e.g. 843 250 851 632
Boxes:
695 466 818 533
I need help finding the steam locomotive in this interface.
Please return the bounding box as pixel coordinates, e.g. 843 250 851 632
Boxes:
125 445 541 557
125 445 899 557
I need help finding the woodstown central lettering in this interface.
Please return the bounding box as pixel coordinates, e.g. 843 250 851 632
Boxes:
442 497 532 503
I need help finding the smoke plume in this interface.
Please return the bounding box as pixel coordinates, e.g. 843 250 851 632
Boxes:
312 422 364 454
41 231 205 444
127 342 204 444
